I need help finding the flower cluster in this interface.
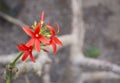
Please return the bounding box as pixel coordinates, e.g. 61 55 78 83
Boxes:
17 11 62 62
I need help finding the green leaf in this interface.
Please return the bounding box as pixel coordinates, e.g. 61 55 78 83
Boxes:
84 47 100 58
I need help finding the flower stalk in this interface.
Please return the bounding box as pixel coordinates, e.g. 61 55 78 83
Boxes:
5 52 23 83
4 11 62 83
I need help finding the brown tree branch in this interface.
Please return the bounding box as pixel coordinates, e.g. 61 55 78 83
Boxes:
24 75 30 83
14 52 52 78
77 57 120 74
78 71 120 83
0 12 27 27
70 0 85 60
42 64 51 83
62 0 85 83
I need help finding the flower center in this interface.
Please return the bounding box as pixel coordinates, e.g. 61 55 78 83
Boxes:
35 34 39 37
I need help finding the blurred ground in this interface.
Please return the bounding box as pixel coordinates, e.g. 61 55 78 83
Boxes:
83 0 120 82
83 0 120 65
1 0 120 83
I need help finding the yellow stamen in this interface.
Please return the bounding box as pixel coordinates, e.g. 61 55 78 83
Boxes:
36 34 39 37
41 21 43 25
46 35 51 37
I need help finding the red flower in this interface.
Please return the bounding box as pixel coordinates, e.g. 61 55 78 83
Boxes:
47 24 62 54
17 44 35 62
40 11 44 25
22 23 49 52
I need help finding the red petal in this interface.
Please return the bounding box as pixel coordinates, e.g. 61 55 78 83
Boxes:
35 23 41 34
55 23 60 34
17 44 28 51
51 41 57 54
29 46 33 50
53 36 62 46
22 52 29 61
35 39 40 52
46 24 56 35
40 11 44 22
29 52 35 62
39 35 49 43
22 27 34 37
26 38 35 47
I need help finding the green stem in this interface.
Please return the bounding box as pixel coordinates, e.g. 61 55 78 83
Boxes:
5 52 23 83
11 52 23 66
6 78 10 83
6 70 12 83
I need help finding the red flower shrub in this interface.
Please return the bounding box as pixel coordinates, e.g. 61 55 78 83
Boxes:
17 11 62 62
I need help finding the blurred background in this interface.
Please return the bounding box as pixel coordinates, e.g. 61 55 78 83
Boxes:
0 0 120 83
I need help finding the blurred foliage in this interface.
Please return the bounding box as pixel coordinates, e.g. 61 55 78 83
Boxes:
84 47 100 58
0 0 24 17
0 0 10 13
9 1 24 17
